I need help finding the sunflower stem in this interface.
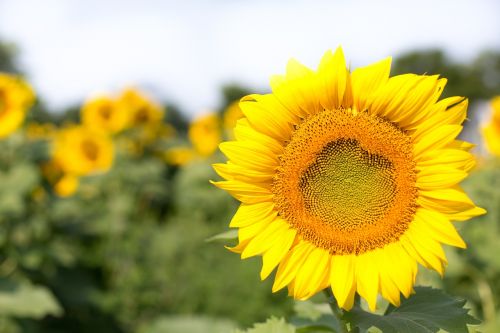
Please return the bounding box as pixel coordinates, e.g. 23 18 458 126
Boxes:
323 288 349 333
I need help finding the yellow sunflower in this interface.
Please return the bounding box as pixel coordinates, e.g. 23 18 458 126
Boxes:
0 73 35 138
223 101 244 139
52 126 114 176
54 174 80 197
212 48 485 311
482 96 500 156
118 88 164 128
81 96 128 134
163 146 197 166
189 113 221 157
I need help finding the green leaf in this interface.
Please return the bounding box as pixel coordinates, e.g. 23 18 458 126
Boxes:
344 287 479 333
0 279 63 318
292 301 340 332
294 300 323 320
233 317 296 333
293 314 340 332
205 229 238 243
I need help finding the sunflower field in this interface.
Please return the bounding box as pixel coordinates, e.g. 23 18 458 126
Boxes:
0 36 500 333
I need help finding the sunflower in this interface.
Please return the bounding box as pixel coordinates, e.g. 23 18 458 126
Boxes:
118 88 163 128
54 174 80 197
81 96 128 134
0 73 34 138
52 126 114 176
189 113 221 157
163 146 197 166
212 48 485 311
223 101 244 139
482 96 500 156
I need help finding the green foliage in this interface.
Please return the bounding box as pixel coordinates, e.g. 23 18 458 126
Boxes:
0 133 293 332
234 317 296 333
0 40 19 74
0 279 62 319
164 103 189 134
393 49 500 100
439 159 500 332
218 84 253 115
345 287 479 333
206 229 238 242
138 315 237 333
291 300 342 332
235 288 480 333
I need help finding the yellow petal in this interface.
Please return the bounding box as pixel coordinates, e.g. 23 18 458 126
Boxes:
413 125 462 158
396 77 447 128
330 254 356 310
400 234 433 270
408 222 447 262
417 149 474 171
273 241 314 293
414 209 466 249
261 226 297 280
240 94 294 142
378 258 401 307
418 187 476 214
242 218 290 259
351 57 391 112
210 180 273 204
355 250 380 311
416 166 467 190
270 59 323 118
225 239 250 254
234 118 284 155
219 141 278 172
368 75 441 126
411 97 467 138
293 247 331 300
238 216 273 243
403 227 446 276
448 140 475 151
445 206 486 221
317 47 349 110
229 202 275 228
383 243 416 298
213 162 274 184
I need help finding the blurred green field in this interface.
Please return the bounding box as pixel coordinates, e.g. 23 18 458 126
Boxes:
0 40 499 333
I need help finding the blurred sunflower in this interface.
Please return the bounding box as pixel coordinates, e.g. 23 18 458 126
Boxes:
223 101 244 139
54 173 80 197
212 48 485 310
0 73 34 138
163 146 197 166
119 88 163 128
52 126 114 176
482 96 500 156
189 113 221 157
81 96 128 134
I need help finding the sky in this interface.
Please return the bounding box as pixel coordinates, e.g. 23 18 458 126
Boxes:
0 0 499 117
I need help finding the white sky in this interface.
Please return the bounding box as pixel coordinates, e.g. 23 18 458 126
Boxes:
0 0 499 117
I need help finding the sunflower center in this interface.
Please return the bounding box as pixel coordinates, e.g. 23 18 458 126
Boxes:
273 109 418 255
81 140 99 161
300 138 397 231
0 90 6 115
135 107 150 123
100 105 112 120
